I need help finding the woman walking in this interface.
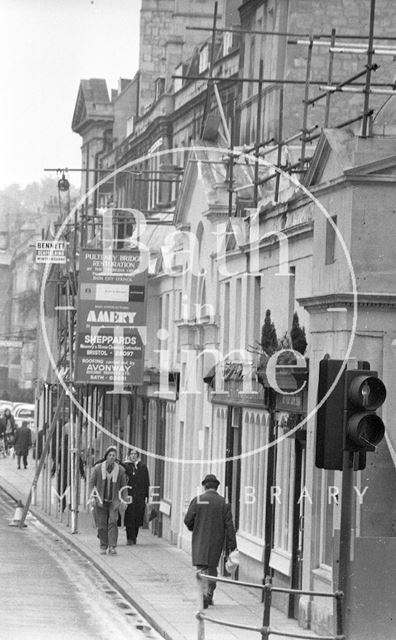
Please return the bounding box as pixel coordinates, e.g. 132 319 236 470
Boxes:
0 409 16 455
88 446 128 555
123 448 150 545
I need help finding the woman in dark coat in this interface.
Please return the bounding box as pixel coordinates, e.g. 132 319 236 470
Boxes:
13 420 32 469
123 448 150 545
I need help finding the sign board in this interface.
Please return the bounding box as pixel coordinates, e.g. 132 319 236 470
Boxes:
35 240 66 264
74 249 147 386
0 340 23 348
276 390 307 413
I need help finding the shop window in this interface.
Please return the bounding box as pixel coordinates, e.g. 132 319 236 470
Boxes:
239 410 269 538
270 432 296 575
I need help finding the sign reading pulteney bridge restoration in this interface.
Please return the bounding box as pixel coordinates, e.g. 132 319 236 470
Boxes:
74 249 147 386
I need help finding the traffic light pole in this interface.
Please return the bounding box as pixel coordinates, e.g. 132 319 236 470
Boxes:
338 450 354 631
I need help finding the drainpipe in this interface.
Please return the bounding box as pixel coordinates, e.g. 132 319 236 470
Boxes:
263 387 276 585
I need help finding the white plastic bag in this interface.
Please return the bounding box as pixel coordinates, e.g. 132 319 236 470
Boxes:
225 548 240 573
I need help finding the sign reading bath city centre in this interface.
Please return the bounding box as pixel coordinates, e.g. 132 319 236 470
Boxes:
74 249 147 386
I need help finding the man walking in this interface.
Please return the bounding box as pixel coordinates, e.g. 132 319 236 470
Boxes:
88 446 128 555
14 420 32 469
184 473 237 608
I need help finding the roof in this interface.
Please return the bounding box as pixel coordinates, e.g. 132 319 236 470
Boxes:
71 79 113 134
79 79 110 103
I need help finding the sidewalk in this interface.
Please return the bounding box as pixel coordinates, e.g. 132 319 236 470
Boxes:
0 457 318 640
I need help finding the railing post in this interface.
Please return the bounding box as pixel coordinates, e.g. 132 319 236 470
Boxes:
261 576 272 639
196 570 205 640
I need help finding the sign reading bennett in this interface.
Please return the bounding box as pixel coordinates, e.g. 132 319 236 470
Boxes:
36 240 66 264
74 249 147 386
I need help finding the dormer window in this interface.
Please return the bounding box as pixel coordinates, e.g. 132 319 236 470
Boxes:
155 77 165 101
199 44 209 73
126 116 134 137
223 31 233 56
174 63 184 93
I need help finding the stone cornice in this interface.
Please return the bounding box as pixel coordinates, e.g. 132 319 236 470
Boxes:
340 173 396 184
298 292 396 311
203 203 231 221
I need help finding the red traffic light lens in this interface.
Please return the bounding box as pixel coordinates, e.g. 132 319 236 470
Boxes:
348 375 386 410
347 413 385 450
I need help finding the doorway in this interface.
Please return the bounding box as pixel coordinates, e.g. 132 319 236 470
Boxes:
289 426 306 619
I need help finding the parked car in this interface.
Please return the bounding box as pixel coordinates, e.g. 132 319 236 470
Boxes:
13 403 35 430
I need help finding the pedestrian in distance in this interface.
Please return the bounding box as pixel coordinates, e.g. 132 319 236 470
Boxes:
184 473 237 609
0 409 16 455
88 446 128 555
14 420 32 469
123 447 150 545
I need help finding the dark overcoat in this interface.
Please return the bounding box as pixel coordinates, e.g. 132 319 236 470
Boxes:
14 425 32 456
184 489 237 567
123 461 150 527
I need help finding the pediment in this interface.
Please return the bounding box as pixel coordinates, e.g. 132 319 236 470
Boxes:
304 129 355 187
343 154 396 180
71 79 113 134
174 145 230 228
72 84 87 132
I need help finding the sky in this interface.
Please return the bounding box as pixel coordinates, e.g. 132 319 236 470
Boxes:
1 0 142 190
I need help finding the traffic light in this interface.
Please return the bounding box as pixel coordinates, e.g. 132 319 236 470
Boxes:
315 359 386 470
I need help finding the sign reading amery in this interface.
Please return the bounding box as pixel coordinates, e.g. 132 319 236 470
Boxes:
74 249 147 386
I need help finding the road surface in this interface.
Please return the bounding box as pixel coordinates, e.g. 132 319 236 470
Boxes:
0 487 162 640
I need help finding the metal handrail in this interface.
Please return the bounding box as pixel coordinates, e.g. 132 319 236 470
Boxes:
196 572 344 640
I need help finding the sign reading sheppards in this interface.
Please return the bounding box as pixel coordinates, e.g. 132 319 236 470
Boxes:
74 249 147 386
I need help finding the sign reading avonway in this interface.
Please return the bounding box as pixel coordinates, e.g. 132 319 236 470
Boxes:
35 240 66 264
74 249 147 387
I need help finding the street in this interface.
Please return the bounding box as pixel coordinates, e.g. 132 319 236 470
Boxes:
0 487 162 640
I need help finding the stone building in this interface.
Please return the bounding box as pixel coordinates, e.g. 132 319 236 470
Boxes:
36 1 396 637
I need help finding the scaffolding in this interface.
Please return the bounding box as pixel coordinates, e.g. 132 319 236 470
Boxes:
175 0 396 212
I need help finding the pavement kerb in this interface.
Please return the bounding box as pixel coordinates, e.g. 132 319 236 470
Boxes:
0 477 186 640
0 465 319 640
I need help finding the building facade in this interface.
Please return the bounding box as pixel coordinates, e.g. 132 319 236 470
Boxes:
35 1 396 636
